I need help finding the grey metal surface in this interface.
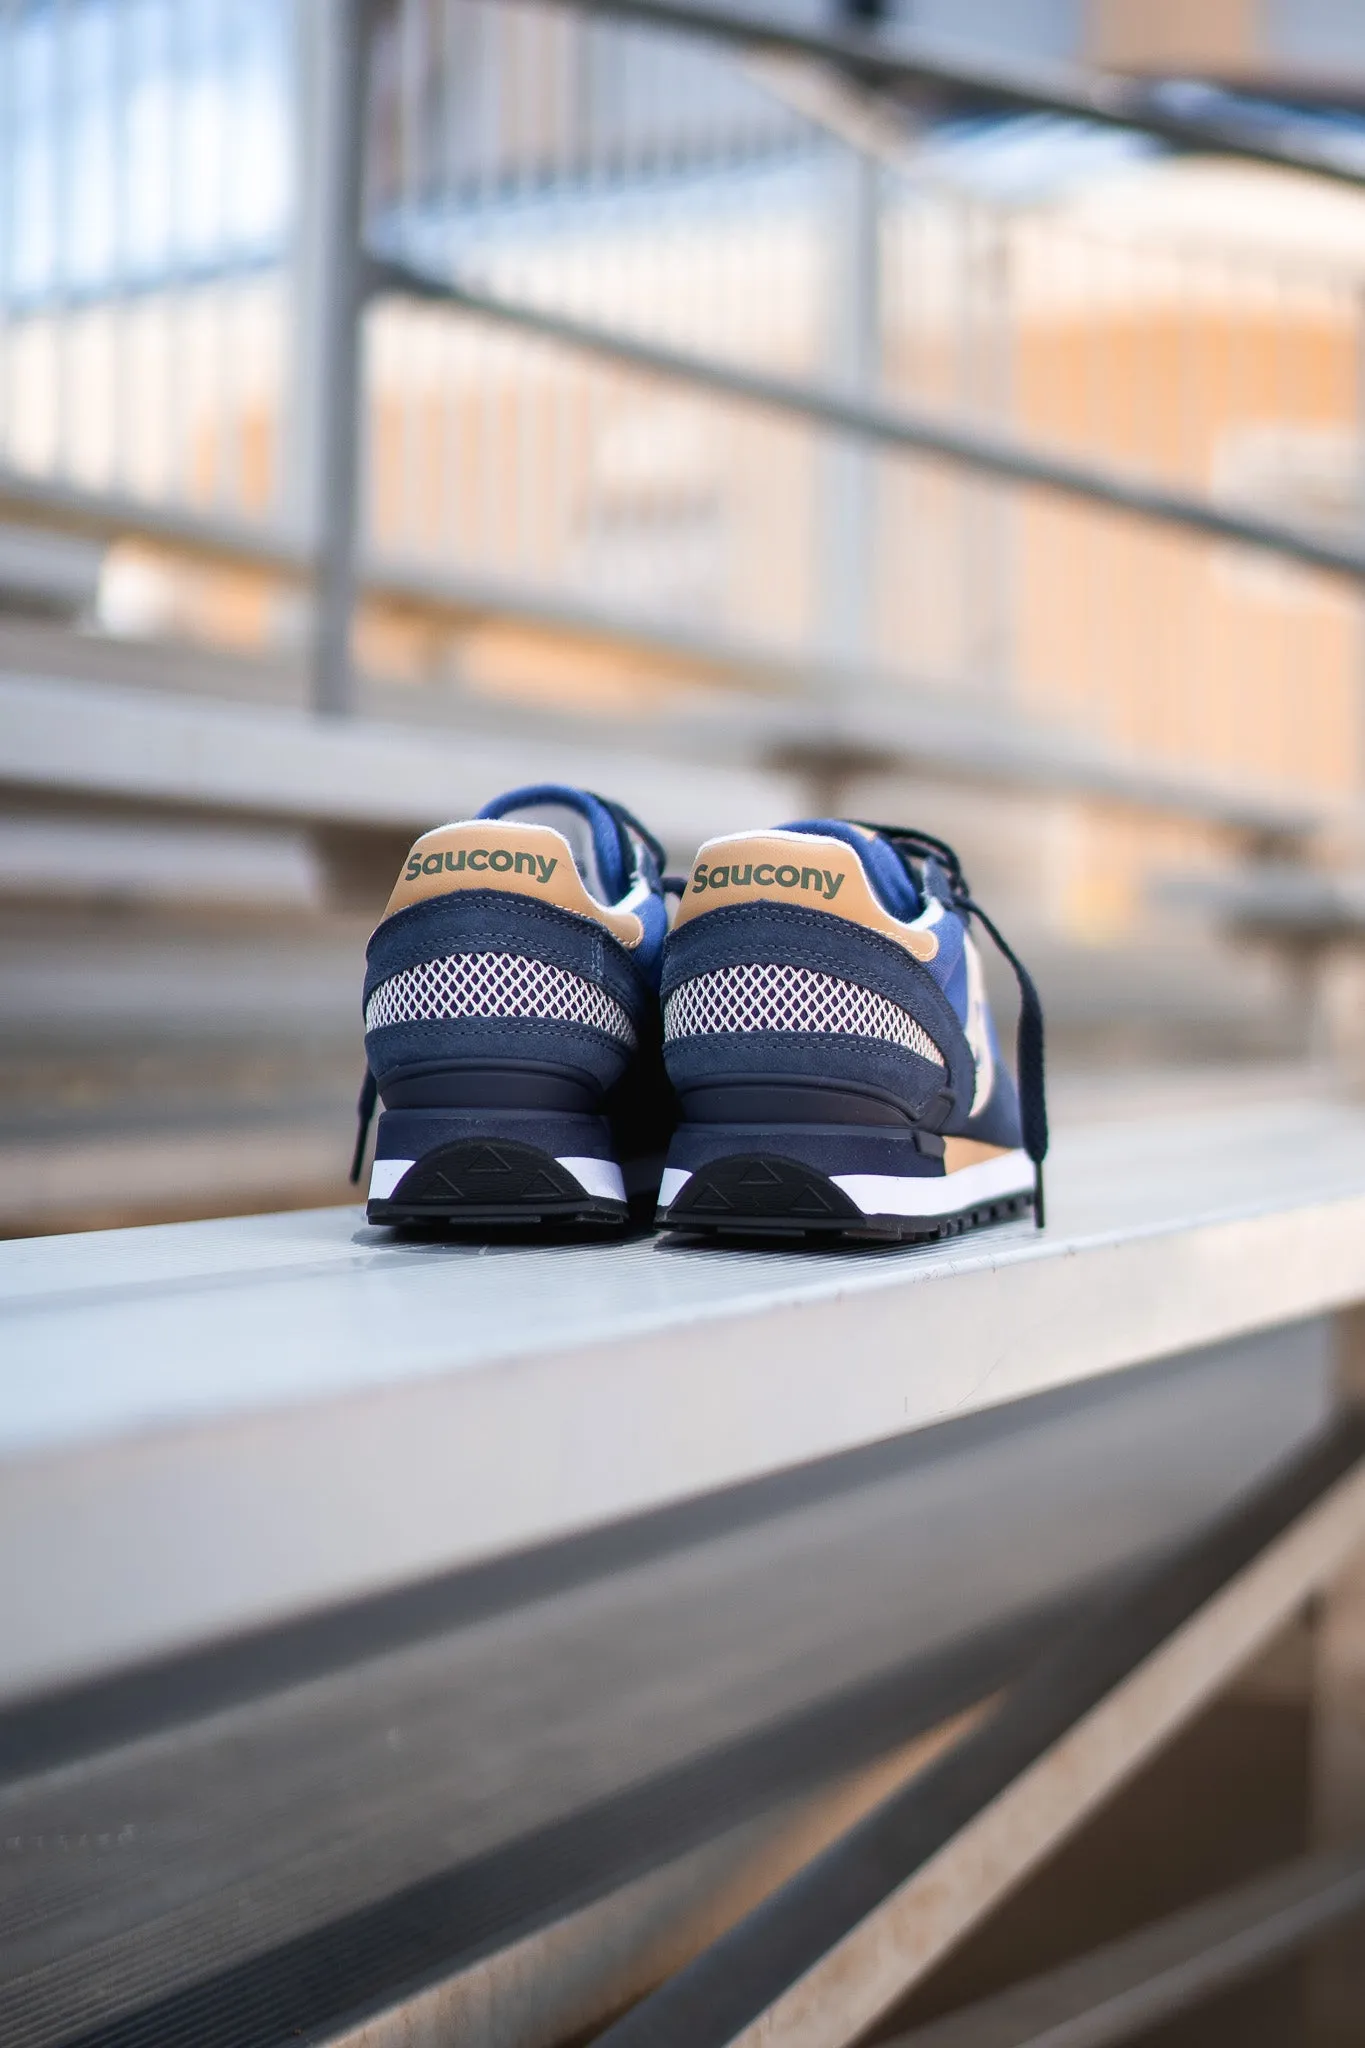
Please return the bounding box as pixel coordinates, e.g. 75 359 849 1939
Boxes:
0 526 103 622
0 615 1334 845
0 1099 1361 2043
0 670 805 849
1178 862 1365 942
0 1323 1335 2048
0 468 307 577
306 1770 920 2048
2 1098 1364 1703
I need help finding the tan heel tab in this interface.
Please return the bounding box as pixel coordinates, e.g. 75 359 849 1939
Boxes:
382 821 644 946
673 830 938 961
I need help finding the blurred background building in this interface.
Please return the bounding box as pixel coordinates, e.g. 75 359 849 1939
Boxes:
4 0 1365 1233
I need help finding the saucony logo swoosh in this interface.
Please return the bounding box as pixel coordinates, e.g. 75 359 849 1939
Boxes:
405 849 559 884
692 861 844 900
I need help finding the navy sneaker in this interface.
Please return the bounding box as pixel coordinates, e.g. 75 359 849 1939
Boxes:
351 785 672 1231
654 821 1047 1243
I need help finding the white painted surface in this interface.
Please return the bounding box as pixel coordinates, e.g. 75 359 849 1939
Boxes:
2 1098 1365 1699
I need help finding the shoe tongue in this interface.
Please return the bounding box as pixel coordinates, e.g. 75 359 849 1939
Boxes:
779 819 921 918
478 784 629 903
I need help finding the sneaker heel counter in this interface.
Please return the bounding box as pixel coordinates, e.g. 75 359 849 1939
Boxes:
675 832 938 960
365 889 647 1108
660 899 964 1119
383 821 644 947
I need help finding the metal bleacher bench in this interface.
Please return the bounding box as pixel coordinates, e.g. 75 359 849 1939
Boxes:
4 1094 1365 2048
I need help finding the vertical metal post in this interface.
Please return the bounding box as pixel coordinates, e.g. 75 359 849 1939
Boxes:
1308 1308 1365 2045
1357 287 1365 817
972 206 1015 697
1276 326 1365 2048
291 0 371 718
820 143 880 665
0 0 14 466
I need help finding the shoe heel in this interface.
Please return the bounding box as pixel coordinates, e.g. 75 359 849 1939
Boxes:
367 1106 627 1229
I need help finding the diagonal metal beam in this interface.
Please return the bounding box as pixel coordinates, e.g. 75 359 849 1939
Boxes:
0 468 311 577
591 1420 1365 2048
565 0 1365 193
884 1843 1365 2048
369 255 1365 588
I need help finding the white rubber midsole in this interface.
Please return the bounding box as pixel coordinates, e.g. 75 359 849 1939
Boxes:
658 1166 694 1208
659 1147 1033 1219
369 1158 414 1200
834 1148 1034 1216
368 1155 625 1203
557 1157 627 1202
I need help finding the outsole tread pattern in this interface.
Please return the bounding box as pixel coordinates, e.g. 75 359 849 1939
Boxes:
657 1152 1034 1245
367 1138 628 1232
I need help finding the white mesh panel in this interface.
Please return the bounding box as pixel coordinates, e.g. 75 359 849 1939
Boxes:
664 962 943 1065
366 952 636 1046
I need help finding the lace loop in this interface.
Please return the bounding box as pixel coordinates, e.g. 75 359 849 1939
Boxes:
591 792 668 886
854 821 1049 1228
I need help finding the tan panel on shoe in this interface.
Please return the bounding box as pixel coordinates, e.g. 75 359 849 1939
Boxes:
943 1137 1014 1172
672 831 938 962
381 822 644 947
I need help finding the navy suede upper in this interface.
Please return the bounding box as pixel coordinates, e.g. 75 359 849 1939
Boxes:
354 784 676 1193
366 1016 633 1095
662 902 976 1112
959 1062 1024 1148
665 1029 952 1119
364 890 657 1103
660 890 1029 1145
365 891 653 1018
653 820 1042 1221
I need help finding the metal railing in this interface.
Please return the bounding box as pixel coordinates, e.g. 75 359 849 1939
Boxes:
3 0 1365 848
0 0 293 514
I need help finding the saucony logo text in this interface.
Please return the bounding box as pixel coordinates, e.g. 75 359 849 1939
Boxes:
691 861 843 900
405 849 559 884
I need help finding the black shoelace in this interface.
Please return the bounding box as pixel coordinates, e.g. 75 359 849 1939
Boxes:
855 821 1049 1229
350 1068 378 1187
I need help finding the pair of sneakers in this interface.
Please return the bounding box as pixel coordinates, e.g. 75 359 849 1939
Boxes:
351 783 1048 1244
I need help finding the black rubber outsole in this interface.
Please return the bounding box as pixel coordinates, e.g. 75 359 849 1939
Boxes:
656 1152 1035 1245
367 1138 628 1233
